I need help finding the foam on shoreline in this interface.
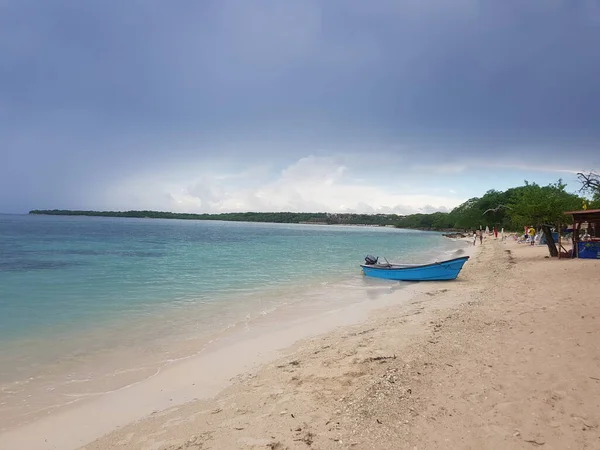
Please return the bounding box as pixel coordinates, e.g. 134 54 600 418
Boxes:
0 241 473 449
83 238 600 450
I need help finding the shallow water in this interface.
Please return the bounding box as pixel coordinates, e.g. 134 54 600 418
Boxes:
0 214 466 430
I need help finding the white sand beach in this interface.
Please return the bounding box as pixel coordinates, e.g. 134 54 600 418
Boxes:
2 237 600 450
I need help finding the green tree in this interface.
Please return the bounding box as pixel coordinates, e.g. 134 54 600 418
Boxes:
508 180 581 256
593 192 600 209
28 210 403 226
478 189 513 230
449 197 482 229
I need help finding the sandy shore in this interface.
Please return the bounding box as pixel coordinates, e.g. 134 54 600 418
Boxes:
2 237 599 450
71 238 599 450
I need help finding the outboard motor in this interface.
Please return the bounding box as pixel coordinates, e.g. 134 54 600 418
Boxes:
364 255 378 265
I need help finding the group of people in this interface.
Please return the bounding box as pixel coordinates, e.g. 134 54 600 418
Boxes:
472 227 503 246
513 227 537 245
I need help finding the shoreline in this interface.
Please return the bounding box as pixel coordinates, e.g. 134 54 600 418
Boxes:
25 211 402 227
0 242 472 450
0 225 467 438
8 236 599 449
79 238 600 450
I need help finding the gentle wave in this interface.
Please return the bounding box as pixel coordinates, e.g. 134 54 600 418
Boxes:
0 215 468 430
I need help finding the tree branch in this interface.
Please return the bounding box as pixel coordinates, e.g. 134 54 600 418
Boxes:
577 171 600 193
482 204 511 215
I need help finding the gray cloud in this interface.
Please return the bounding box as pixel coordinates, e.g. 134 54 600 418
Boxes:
1 0 599 212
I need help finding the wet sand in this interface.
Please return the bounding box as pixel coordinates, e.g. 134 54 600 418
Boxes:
4 237 600 449
1 255 451 449
84 238 600 450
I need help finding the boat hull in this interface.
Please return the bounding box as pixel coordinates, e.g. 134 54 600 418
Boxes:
360 256 469 281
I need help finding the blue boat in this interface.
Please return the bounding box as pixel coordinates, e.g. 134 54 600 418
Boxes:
360 255 470 281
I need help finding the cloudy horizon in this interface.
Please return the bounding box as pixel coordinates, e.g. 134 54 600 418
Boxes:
2 1 599 214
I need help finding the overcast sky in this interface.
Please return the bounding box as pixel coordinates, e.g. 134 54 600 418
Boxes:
2 0 599 214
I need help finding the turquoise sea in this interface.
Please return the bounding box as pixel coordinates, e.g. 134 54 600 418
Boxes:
0 214 466 429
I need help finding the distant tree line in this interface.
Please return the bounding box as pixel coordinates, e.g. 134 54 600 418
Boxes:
28 209 402 226
395 179 596 232
29 176 600 235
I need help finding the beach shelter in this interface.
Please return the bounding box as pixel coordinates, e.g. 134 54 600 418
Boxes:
564 209 600 259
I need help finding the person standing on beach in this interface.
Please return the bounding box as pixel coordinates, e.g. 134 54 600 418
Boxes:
473 231 477 246
479 230 483 245
528 227 536 246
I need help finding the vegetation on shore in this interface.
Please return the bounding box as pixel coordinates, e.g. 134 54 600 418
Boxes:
28 210 402 226
29 174 600 236
395 179 598 232
396 176 599 257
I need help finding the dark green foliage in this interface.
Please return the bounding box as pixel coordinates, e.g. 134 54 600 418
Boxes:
592 193 600 209
28 178 590 231
393 212 454 230
506 180 582 257
507 180 581 228
28 209 402 226
395 180 587 231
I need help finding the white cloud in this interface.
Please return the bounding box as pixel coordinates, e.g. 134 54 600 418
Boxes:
421 204 450 214
101 155 465 214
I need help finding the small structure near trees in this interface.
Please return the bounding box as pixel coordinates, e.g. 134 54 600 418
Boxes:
508 180 581 257
564 209 600 259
